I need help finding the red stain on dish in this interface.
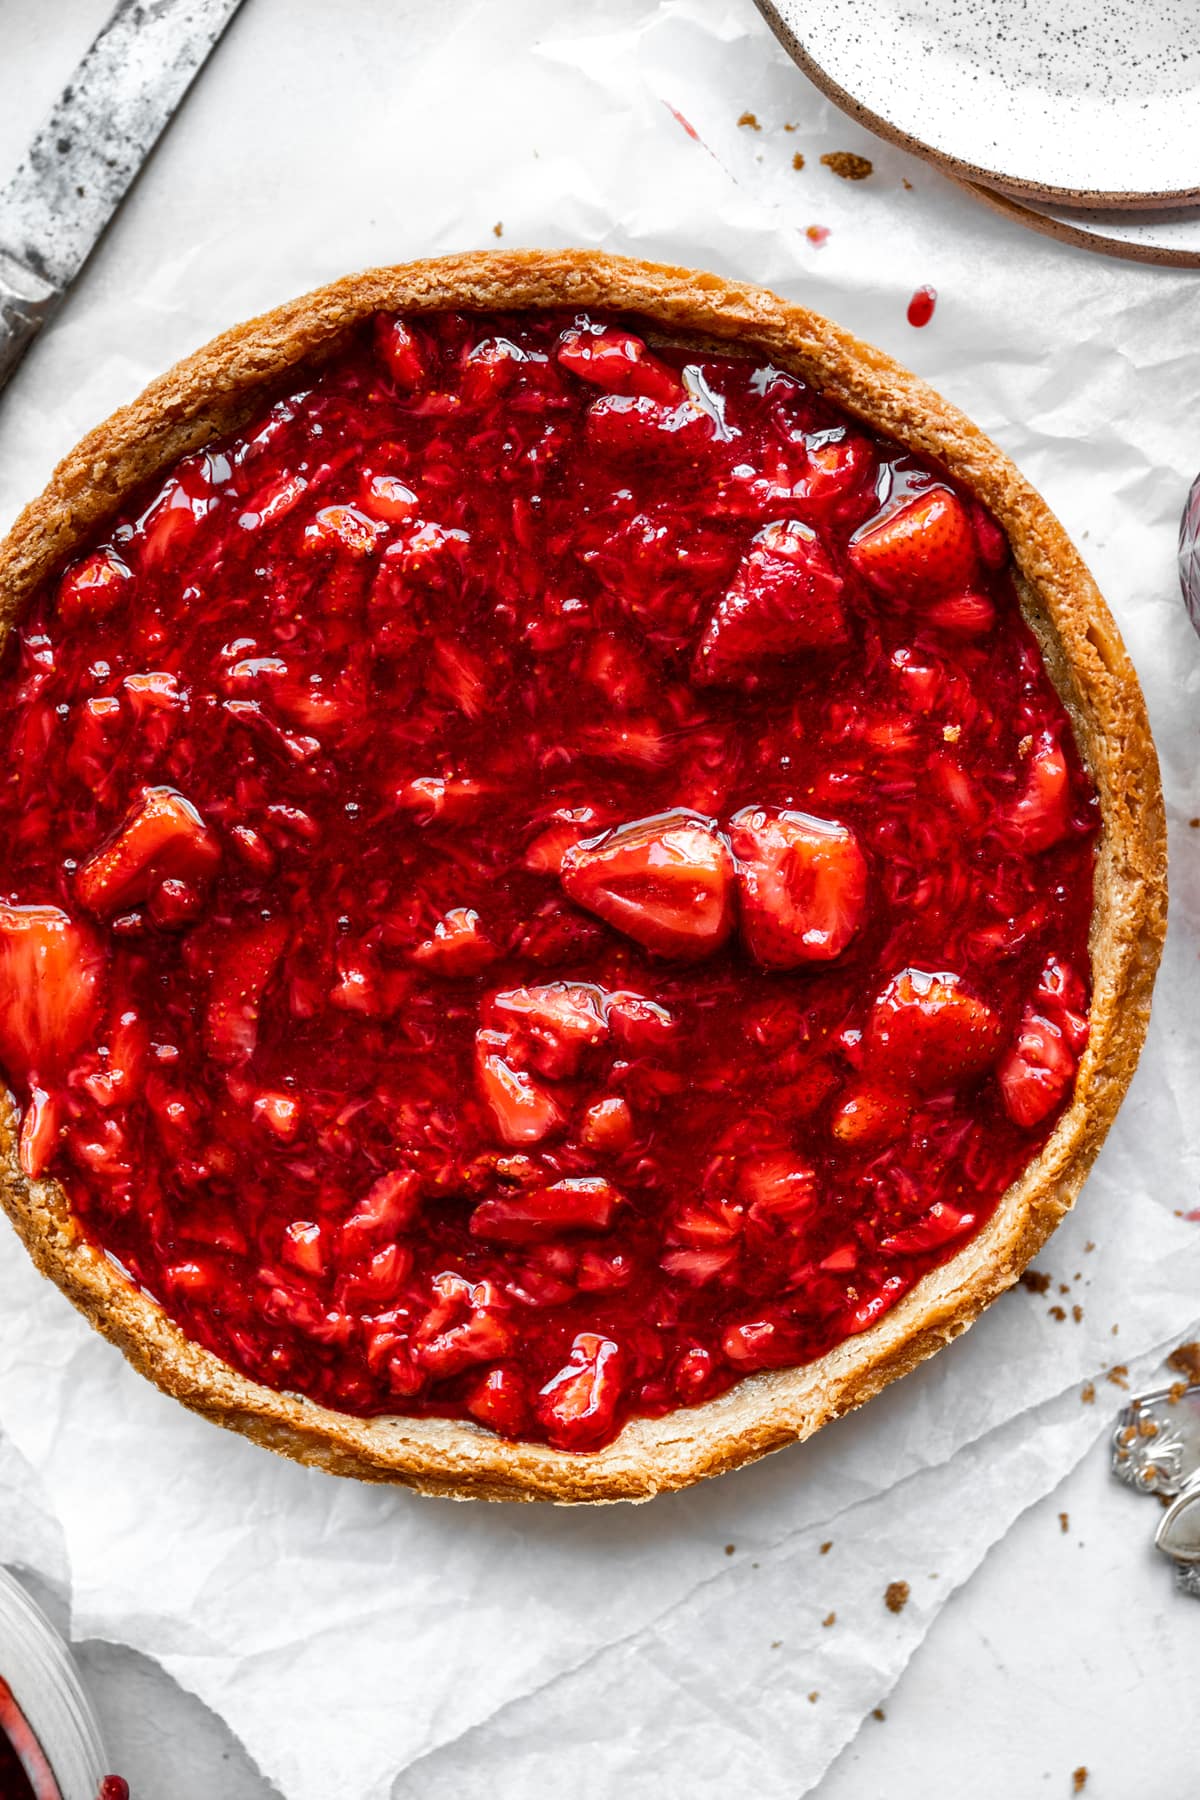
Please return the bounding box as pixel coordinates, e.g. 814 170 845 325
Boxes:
805 224 831 247
0 310 1098 1451
907 285 937 328
97 1781 130 1800
0 1678 60 1800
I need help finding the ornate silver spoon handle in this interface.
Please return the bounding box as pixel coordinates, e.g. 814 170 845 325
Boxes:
1112 1379 1200 1595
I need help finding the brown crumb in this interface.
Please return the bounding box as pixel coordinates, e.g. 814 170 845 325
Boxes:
1058 1283 1070 1295
724 1543 735 1555
872 1707 886 1721
1137 1417 1159 1438
784 122 797 131
1111 1323 1119 1336
1168 1381 1188 1404
820 1540 833 1555
1072 1304 1083 1323
1050 1305 1066 1322
1084 1241 1095 1253
1081 1382 1095 1404
821 150 873 181
805 224 830 246
1020 1269 1052 1294
492 222 503 239
808 1691 820 1703
902 178 913 190
770 1638 782 1648
1106 1364 1129 1389
1072 1770 1088 1794
792 152 805 171
884 1580 910 1614
822 1611 836 1628
1167 1341 1200 1383
1190 818 1200 829
1059 1511 1069 1534
738 111 761 130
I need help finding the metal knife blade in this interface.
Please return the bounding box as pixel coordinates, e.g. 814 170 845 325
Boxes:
0 0 246 389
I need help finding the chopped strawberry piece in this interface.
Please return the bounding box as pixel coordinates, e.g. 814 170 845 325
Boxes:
722 1313 806 1371
475 1028 564 1145
465 1365 530 1438
849 487 979 602
203 918 289 1066
1002 728 1072 852
536 1332 624 1450
57 548 133 627
969 501 1010 570
1034 955 1090 1052
0 904 104 1087
375 315 424 389
585 393 714 458
281 1219 326 1276
412 1273 513 1377
523 818 595 873
470 1176 622 1244
340 1166 422 1260
865 967 1003 1092
394 774 491 824
795 431 875 512
830 1084 910 1148
76 786 221 918
561 810 735 960
737 1152 819 1229
411 907 496 976
580 1094 635 1151
922 591 996 637
302 505 388 557
694 519 847 683
660 1245 739 1284
555 325 681 402
253 1091 303 1141
729 805 867 966
998 1007 1077 1128
489 982 610 1078
879 1200 977 1255
360 473 419 521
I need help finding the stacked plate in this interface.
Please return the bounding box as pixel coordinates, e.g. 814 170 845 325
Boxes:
756 0 1200 267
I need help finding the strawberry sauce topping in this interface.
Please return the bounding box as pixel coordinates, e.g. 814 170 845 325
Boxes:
0 311 1098 1451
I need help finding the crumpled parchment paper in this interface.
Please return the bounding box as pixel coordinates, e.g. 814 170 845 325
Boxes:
0 2 1198 1796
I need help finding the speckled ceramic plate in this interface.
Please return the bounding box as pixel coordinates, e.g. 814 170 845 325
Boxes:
960 181 1200 268
756 0 1200 209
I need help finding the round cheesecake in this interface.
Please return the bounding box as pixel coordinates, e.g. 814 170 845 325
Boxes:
0 252 1166 1501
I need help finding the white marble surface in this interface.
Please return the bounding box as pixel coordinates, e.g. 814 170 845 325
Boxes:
0 2 1197 1795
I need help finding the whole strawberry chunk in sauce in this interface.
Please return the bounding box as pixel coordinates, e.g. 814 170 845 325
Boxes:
729 806 867 966
0 307 1097 1453
561 811 736 960
694 519 847 684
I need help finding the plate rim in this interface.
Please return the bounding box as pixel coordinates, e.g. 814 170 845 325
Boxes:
956 175 1200 268
755 0 1200 212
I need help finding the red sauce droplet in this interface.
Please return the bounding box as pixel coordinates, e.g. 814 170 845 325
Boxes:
98 1780 130 1800
805 225 830 247
907 285 937 328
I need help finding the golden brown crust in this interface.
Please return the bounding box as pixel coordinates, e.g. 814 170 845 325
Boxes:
0 251 1167 1502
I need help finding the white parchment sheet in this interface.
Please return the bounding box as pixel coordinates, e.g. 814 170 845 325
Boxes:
0 3 1198 1796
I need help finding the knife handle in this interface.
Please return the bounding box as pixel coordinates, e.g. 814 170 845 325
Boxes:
0 251 59 392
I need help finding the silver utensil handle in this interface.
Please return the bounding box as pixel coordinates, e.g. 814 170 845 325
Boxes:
0 251 59 391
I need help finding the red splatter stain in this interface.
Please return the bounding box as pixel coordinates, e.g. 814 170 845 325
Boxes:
907 285 937 327
664 102 699 143
805 225 830 248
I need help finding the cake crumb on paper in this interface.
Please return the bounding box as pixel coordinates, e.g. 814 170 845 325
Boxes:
1073 1304 1083 1323
1072 1769 1088 1793
492 222 503 238
820 1541 833 1555
872 1707 886 1721
1167 1341 1200 1382
805 225 830 247
822 1611 836 1628
1020 1269 1052 1294
821 151 873 180
1106 1364 1129 1389
884 1580 910 1614
1081 1381 1095 1404
902 177 913 190
738 111 761 130
808 1691 820 1704
1059 1512 1070 1534
1050 1305 1066 1322
724 1543 735 1556
792 152 805 171
770 1638 782 1649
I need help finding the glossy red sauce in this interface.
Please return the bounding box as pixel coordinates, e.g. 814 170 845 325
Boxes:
0 1681 58 1800
0 310 1097 1450
907 286 937 328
